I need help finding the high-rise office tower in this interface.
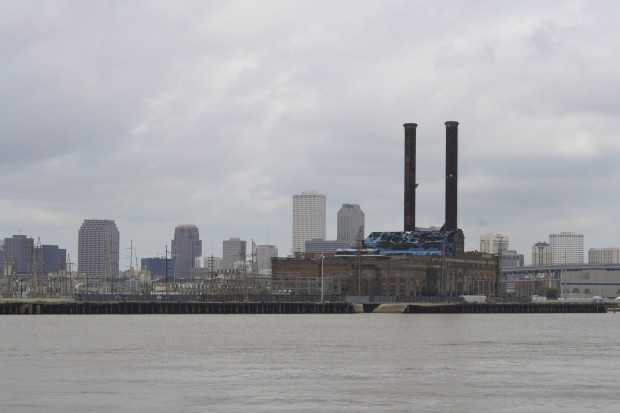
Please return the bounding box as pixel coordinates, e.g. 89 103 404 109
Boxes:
3 235 34 275
171 225 202 280
549 232 584 264
292 191 326 254
78 219 120 278
222 237 246 271
337 204 365 244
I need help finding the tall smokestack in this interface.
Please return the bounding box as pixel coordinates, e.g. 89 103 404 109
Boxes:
445 121 459 231
404 123 418 231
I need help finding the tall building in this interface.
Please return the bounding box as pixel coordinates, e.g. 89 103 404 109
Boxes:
222 237 246 271
549 232 584 264
256 245 278 275
195 256 222 272
292 191 326 254
588 248 620 264
337 204 365 244
141 257 172 278
3 235 34 275
532 242 552 266
78 219 120 279
502 250 524 267
40 245 67 276
480 233 509 254
171 225 202 280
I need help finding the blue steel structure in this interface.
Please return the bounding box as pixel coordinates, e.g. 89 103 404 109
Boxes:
363 229 461 257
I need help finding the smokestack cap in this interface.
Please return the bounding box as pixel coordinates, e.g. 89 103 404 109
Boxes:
403 123 418 129
445 121 459 127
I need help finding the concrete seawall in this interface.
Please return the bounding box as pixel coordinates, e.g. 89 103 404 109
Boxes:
0 301 358 315
0 301 610 315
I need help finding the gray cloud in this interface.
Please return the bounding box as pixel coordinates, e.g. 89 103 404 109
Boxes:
1 0 619 265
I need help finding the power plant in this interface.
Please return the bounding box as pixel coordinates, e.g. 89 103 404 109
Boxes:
273 121 499 298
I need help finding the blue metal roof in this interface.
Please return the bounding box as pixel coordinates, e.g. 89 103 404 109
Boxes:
364 230 458 257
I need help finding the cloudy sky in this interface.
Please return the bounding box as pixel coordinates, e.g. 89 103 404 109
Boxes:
1 0 619 267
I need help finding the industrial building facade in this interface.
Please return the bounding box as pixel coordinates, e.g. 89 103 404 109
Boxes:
273 252 498 297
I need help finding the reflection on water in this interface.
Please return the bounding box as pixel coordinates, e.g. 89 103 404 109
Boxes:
1 314 619 412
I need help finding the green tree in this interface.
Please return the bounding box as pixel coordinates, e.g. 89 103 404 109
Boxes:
584 288 591 295
572 288 580 294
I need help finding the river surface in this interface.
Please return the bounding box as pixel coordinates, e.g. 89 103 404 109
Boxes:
1 313 619 412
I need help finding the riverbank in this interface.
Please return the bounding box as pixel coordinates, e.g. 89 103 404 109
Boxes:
0 300 611 314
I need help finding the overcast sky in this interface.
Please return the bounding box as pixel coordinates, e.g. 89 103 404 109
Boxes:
1 0 619 267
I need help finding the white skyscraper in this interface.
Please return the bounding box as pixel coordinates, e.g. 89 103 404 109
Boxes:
549 232 584 264
78 219 120 279
337 204 365 244
292 191 326 254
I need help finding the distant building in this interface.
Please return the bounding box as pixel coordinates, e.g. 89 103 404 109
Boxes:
40 245 66 276
502 249 524 267
195 256 222 272
141 257 172 278
78 219 120 279
3 235 34 275
256 245 278 275
549 232 584 264
532 242 552 266
337 204 365 244
292 191 326 254
480 233 509 254
171 225 202 280
305 239 354 254
588 248 620 264
0 240 4 273
222 237 246 271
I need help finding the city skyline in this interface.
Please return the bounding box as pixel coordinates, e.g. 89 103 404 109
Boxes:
1 2 619 267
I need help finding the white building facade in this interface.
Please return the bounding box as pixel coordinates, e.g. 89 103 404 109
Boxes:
479 233 509 254
588 248 620 264
292 191 326 254
549 232 584 264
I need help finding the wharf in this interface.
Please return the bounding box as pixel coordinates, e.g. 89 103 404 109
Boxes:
0 300 355 315
0 300 612 315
